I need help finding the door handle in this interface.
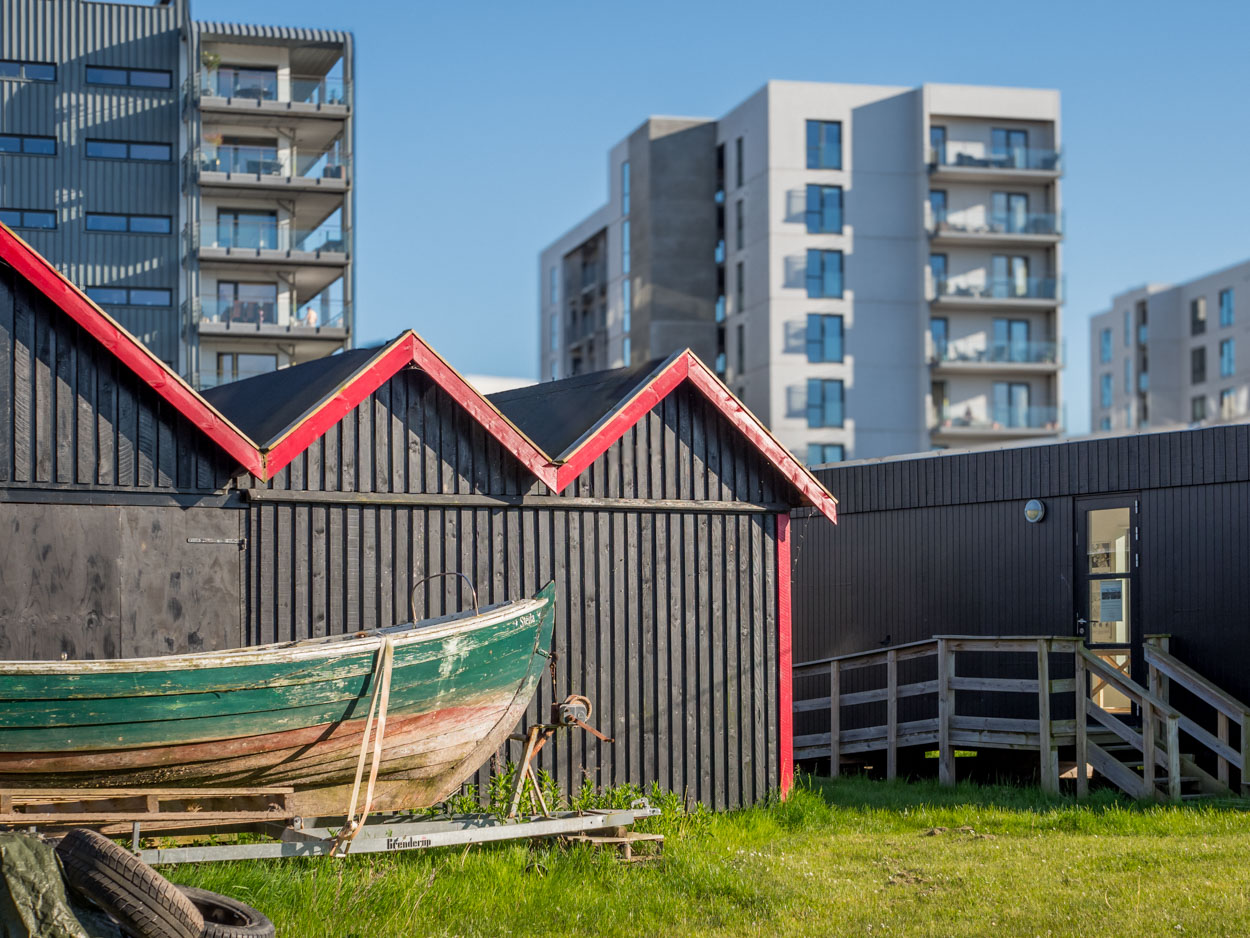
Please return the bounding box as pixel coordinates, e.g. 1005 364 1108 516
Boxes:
1076 616 1087 636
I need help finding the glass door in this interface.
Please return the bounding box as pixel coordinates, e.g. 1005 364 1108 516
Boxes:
1076 497 1139 714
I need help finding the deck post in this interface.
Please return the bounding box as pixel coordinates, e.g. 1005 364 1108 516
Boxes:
1141 701 1157 800
829 661 841 778
1036 640 1058 795
937 638 954 786
1217 712 1230 786
1240 710 1250 794
1166 715 1181 802
1074 647 1088 798
886 649 898 781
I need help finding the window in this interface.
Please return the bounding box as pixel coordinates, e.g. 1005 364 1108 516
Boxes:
1191 347 1206 384
85 286 171 306
929 189 947 226
1219 288 1234 327
215 282 277 324
735 199 744 250
1124 360 1131 395
1192 396 1207 422
217 352 278 385
1100 374 1112 408
992 254 1030 297
929 253 947 293
548 266 558 305
930 317 948 361
1123 309 1130 346
0 60 55 81
217 209 277 249
86 66 172 89
808 444 844 466
86 213 171 234
623 337 631 365
994 381 1031 427
1220 338 1235 377
1099 417 1111 432
735 136 744 187
992 318 1030 362
1221 389 1238 419
805 185 842 234
806 314 843 363
715 351 726 376
806 378 844 428
715 144 724 200
0 133 56 155
622 278 631 332
735 261 744 312
0 208 55 229
549 313 558 351
621 161 630 215
214 66 277 101
736 323 744 375
806 249 843 298
1191 297 1207 335
991 128 1029 168
1099 328 1112 363
86 139 171 161
991 192 1030 233
715 295 725 323
621 220 630 274
929 125 946 165
1125 404 1133 428
806 120 841 170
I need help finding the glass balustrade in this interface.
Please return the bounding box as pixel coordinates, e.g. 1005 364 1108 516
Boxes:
932 340 1061 365
932 211 1062 236
193 296 349 328
197 70 349 107
197 144 349 180
938 405 1062 431
192 221 348 254
930 145 1062 171
935 277 1061 301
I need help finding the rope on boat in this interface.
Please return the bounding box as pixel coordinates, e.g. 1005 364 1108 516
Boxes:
331 636 395 857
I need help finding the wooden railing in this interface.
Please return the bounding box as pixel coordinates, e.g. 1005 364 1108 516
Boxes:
1146 635 1250 793
793 635 1205 801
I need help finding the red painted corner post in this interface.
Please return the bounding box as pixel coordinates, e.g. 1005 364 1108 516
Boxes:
777 512 794 798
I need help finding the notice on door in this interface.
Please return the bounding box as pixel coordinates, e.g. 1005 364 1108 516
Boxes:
1099 581 1124 621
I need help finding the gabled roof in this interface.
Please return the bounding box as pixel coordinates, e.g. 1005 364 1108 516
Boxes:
0 223 837 523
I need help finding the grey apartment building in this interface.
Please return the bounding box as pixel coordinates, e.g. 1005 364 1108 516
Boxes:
540 81 1064 464
1090 259 1249 432
0 0 354 388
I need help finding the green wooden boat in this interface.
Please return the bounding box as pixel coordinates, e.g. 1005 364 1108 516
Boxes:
0 583 555 816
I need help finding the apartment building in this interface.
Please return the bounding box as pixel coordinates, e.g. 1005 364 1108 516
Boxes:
0 0 354 389
540 81 1064 464
1090 260 1249 432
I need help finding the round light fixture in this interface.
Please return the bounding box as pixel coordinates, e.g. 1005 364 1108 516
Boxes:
1024 499 1046 523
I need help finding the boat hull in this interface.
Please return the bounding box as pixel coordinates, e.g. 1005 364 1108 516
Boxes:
0 584 555 814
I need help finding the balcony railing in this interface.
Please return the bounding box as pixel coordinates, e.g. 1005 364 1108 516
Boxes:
193 70 349 107
188 296 349 329
929 146 1062 172
934 277 1061 302
932 340 1061 366
188 221 349 255
936 404 1062 432
931 211 1062 237
195 145 349 182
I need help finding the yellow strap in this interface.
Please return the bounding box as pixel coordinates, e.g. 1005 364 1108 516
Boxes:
332 637 395 857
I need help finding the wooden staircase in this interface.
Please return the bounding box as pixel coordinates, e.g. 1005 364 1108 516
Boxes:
792 634 1250 802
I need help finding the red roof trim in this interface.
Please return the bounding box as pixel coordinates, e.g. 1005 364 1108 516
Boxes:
1 225 836 520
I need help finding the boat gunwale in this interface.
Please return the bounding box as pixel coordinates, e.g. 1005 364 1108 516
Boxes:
0 597 548 676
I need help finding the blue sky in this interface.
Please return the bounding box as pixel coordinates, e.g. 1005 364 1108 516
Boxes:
207 0 1249 435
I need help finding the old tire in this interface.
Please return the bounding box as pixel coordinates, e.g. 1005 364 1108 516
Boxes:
55 828 204 938
177 886 275 938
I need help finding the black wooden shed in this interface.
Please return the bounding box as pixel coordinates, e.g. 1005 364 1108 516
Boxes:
0 225 839 809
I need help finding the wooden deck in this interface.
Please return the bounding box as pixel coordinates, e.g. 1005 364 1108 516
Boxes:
793 635 1250 802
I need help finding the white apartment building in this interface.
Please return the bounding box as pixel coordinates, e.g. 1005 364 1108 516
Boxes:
540 81 1064 464
1090 260 1250 431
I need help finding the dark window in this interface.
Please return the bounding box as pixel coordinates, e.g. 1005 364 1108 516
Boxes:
929 189 947 226
217 209 277 249
1099 328 1112 363
0 133 56 155
86 287 128 305
0 136 16 153
735 136 744 187
86 66 172 89
0 208 54 229
929 125 946 164
1219 288 1234 327
86 286 171 306
215 66 278 101
805 184 842 234
215 281 278 324
86 213 171 234
0 60 55 81
806 120 841 169
929 253 947 293
807 443 844 466
1191 297 1207 335
806 378 844 428
129 288 171 306
1192 347 1206 384
806 313 843 363
621 161 630 215
736 261 744 312
930 317 948 360
86 139 170 161
736 322 745 375
806 249 843 298
735 199 744 250
1100 374 1112 408
991 128 1029 168
1191 396 1207 422
1220 338 1235 377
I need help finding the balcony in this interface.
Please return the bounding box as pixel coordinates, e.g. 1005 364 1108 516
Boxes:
928 145 1062 184
186 295 350 340
932 404 1063 439
929 209 1062 247
190 69 349 120
931 340 1062 374
932 277 1062 308
189 145 350 197
188 221 349 268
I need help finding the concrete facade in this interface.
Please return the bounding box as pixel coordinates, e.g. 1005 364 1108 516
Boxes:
0 0 354 388
1090 259 1250 431
540 81 1064 464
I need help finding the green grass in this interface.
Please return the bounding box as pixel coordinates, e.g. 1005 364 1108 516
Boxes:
164 775 1250 937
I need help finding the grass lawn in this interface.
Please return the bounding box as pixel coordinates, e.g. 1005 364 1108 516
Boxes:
165 776 1250 937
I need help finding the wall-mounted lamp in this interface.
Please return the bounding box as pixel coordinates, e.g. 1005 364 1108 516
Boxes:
1024 499 1046 523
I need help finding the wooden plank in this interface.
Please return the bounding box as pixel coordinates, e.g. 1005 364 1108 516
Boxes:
1166 715 1181 802
244 488 789 514
794 639 936 674
33 307 52 483
1037 640 1057 794
949 676 1040 694
1217 711 1230 785
1177 713 1242 767
937 638 953 785
799 680 938 710
1143 645 1250 724
950 715 1040 734
1141 700 1157 798
1074 650 1088 798
828 662 841 777
1087 741 1146 799
886 648 897 780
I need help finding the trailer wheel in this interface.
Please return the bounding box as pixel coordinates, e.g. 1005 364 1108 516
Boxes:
177 886 275 938
55 828 204 938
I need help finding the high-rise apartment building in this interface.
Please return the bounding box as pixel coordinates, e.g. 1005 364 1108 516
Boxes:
0 0 354 389
1089 260 1248 432
540 81 1064 463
